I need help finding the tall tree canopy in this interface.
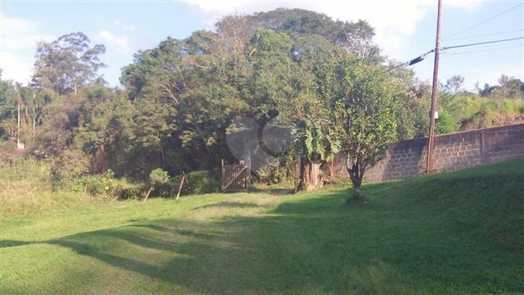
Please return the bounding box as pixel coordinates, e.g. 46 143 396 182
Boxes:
32 32 106 95
118 8 385 179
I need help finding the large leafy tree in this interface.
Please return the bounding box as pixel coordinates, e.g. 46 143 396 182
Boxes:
279 35 343 191
246 8 381 62
119 7 395 184
322 57 402 201
39 9 419 185
121 31 243 175
32 32 105 96
73 84 134 174
29 33 107 158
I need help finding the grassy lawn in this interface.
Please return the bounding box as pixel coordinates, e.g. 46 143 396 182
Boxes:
1 160 523 294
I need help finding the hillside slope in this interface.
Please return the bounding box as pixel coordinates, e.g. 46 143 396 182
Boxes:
0 160 523 294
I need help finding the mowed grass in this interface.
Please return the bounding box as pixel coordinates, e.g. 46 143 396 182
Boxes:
1 160 523 294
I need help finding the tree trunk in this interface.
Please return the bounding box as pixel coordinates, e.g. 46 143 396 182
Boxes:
32 115 36 140
346 156 367 203
351 177 364 202
94 144 109 173
297 152 324 192
295 156 305 192
305 160 323 191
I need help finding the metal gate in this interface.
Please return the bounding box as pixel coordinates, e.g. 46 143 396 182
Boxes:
220 160 250 192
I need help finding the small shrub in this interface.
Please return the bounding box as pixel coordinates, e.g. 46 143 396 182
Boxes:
150 168 170 186
436 111 457 134
174 170 219 196
76 170 115 198
75 170 143 199
112 180 143 199
255 155 295 185
147 168 172 198
50 149 90 190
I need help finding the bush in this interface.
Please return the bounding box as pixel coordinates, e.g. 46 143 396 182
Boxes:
436 111 457 134
174 170 219 196
111 179 143 199
75 170 143 199
256 158 294 185
149 168 170 187
147 168 171 197
50 149 90 190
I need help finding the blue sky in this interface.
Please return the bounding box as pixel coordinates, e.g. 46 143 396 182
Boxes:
0 0 522 89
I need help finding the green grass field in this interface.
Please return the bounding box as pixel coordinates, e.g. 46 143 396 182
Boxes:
1 160 523 294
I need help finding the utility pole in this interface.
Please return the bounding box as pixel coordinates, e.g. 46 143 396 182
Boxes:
14 84 21 149
426 0 443 173
17 100 21 148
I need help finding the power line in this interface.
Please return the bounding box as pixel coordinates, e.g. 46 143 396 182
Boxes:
441 43 523 57
444 2 524 40
464 0 524 4
445 28 524 42
392 36 524 70
386 49 434 72
441 36 524 50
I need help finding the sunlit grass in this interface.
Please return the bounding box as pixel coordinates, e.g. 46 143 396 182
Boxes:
1 160 523 294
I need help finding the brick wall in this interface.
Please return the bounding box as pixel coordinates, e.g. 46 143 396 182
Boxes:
331 123 524 182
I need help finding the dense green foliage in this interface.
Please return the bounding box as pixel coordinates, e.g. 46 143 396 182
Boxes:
1 160 523 293
0 8 522 191
328 57 404 197
438 94 524 133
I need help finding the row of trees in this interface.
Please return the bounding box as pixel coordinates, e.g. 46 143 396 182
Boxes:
0 8 522 199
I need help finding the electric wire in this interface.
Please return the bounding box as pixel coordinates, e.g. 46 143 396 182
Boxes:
440 43 523 57
391 36 524 71
441 36 524 50
444 2 524 40
445 28 524 42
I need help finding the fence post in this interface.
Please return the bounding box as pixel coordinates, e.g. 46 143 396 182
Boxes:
220 159 225 192
480 131 486 164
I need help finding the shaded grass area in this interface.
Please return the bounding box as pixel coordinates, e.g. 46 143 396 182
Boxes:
1 160 523 294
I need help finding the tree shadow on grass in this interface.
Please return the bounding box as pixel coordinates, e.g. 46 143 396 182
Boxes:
1 184 523 294
248 186 294 195
192 201 261 211
0 240 31 248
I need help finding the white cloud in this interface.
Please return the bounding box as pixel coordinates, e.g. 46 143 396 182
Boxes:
95 30 133 54
176 0 487 59
0 13 52 82
0 52 34 83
